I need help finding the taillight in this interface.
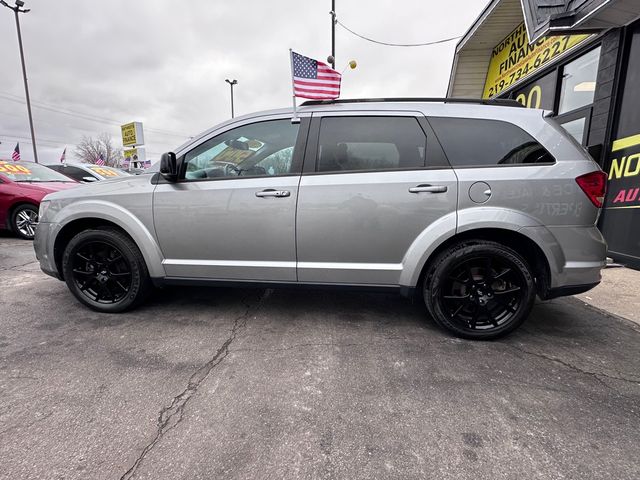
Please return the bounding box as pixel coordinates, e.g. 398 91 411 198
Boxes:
576 171 607 208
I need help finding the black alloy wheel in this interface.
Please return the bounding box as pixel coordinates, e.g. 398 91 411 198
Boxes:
424 241 535 340
62 228 151 312
11 204 38 240
71 241 132 304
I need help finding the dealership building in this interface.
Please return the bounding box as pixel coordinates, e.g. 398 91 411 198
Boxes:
448 0 640 267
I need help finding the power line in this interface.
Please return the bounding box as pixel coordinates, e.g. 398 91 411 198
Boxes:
0 91 194 138
335 19 461 47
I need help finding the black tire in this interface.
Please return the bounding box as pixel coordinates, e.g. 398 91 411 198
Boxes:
62 228 151 312
423 240 536 340
11 204 38 240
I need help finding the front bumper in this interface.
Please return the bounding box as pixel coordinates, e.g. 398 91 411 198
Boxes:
33 221 61 280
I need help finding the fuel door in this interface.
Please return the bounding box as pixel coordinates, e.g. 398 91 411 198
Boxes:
469 181 491 204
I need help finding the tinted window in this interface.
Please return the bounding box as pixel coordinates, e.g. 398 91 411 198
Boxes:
62 166 92 182
317 117 427 173
429 117 555 167
184 119 299 180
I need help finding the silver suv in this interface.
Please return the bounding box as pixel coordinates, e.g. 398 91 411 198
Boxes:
34 99 608 339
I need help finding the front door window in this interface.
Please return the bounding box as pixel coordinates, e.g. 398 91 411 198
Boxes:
184 119 299 180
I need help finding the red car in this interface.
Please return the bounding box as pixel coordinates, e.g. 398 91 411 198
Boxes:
0 161 78 240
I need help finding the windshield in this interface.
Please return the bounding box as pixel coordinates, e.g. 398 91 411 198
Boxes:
86 165 131 178
0 161 76 182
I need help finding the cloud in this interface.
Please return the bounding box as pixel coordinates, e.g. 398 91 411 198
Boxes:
0 0 485 162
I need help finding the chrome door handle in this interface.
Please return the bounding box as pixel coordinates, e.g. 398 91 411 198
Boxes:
255 189 291 198
408 185 448 193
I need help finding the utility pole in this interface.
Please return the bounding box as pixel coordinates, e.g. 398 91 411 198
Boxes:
1 0 38 163
330 1 336 69
225 79 237 118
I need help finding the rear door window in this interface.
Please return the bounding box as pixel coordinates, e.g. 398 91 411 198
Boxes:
316 116 428 173
428 117 555 167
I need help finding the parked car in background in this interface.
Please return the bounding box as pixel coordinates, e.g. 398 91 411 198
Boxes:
34 98 608 339
45 162 131 183
0 161 78 239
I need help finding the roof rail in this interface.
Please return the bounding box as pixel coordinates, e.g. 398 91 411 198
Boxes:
300 97 524 108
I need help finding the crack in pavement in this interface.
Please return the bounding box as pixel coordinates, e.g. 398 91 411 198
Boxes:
0 260 40 271
231 338 407 353
119 289 271 480
507 344 640 403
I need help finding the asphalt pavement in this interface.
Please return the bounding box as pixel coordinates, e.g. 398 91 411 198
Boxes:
1 233 639 480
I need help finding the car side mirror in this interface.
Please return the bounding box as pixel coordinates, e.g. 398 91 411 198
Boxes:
160 152 178 181
82 176 98 182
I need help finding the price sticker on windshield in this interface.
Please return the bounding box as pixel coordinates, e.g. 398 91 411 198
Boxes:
0 162 32 175
89 167 118 177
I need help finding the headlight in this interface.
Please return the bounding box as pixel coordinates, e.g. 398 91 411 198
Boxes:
38 200 51 222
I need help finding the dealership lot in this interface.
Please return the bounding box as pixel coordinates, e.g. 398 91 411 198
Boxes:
0 234 639 479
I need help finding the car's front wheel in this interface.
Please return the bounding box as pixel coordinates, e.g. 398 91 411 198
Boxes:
11 204 38 240
62 228 151 312
423 240 536 340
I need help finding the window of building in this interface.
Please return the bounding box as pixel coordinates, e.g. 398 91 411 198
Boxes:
429 117 555 167
558 47 601 114
316 116 427 173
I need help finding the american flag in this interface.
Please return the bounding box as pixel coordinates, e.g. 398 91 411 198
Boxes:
95 154 106 166
60 147 66 163
291 51 341 100
11 143 20 162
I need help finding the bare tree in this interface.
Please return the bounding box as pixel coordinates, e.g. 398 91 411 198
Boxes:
74 133 123 166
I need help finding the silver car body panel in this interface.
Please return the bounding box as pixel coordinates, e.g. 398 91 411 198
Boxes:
35 101 606 294
36 177 165 278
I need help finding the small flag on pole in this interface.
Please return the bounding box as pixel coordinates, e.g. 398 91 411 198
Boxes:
95 154 106 166
291 51 341 100
60 147 66 163
11 143 20 162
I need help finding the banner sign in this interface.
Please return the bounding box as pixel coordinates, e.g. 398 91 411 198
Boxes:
605 134 640 209
121 122 145 147
483 23 589 99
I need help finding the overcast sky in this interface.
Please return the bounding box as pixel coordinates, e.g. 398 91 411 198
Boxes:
0 0 486 163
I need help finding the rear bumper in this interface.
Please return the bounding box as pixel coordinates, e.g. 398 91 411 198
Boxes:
544 282 600 299
523 225 606 289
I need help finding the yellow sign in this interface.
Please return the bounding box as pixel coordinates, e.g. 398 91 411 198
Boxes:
214 147 254 164
123 148 138 162
483 23 589 99
0 162 31 175
121 122 144 147
89 166 118 177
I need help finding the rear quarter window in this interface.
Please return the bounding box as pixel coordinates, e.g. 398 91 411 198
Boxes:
428 117 555 167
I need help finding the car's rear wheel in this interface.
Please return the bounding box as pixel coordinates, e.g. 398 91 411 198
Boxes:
62 228 151 312
424 241 536 340
11 204 38 240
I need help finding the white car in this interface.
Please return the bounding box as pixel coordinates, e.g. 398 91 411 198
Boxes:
45 162 131 183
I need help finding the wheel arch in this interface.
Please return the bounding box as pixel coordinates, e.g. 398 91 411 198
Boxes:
406 227 555 299
51 204 165 280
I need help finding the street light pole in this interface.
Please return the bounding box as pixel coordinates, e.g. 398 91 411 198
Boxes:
225 79 237 118
330 0 336 69
1 0 38 163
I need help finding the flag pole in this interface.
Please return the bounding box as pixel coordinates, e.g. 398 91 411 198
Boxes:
289 48 300 124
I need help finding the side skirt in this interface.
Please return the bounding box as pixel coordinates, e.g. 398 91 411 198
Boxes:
152 276 412 296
